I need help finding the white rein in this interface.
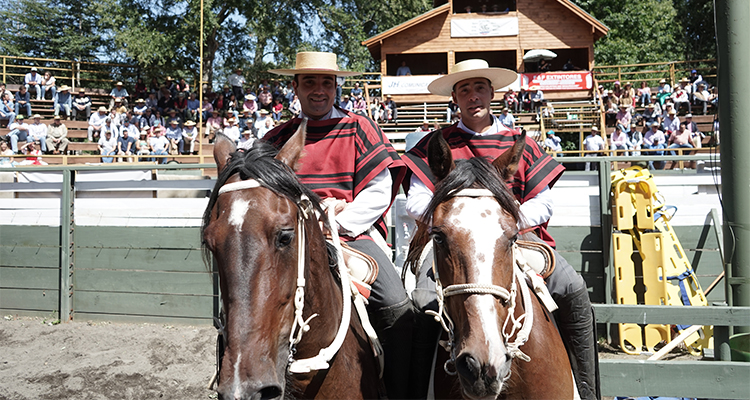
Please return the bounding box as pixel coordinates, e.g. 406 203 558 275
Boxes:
426 187 535 376
218 179 353 374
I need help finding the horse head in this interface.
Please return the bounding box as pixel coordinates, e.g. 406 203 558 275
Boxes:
423 131 526 399
202 122 334 400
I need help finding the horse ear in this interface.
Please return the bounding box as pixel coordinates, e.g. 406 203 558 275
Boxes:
213 133 236 172
427 130 455 182
275 118 307 170
492 132 526 181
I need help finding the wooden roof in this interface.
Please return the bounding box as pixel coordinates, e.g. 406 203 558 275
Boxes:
361 0 608 59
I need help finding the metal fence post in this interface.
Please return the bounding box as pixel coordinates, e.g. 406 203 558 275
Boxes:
60 169 75 322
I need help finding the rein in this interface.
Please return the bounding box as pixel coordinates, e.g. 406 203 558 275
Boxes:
217 178 353 374
426 187 535 377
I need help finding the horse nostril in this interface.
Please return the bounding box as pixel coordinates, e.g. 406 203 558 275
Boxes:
456 353 482 381
254 385 282 400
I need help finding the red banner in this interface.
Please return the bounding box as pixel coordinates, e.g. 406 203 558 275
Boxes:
521 71 593 91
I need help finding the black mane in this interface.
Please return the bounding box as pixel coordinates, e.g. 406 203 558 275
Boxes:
419 157 521 226
201 141 325 267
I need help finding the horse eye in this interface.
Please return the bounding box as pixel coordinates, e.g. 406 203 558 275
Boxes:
276 229 295 248
432 232 445 246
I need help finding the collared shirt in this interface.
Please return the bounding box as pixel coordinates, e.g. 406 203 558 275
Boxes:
24 73 43 85
110 87 129 98
644 129 665 146
47 123 68 139
89 113 108 127
149 135 169 152
228 73 245 87
28 122 47 141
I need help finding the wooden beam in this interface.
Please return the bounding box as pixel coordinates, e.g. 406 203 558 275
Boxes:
593 304 750 326
600 360 750 399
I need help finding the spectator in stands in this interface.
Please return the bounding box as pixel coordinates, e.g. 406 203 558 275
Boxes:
671 82 691 114
107 104 123 127
109 82 129 109
138 108 154 129
121 117 138 139
544 130 563 154
28 115 48 152
0 140 15 166
158 88 173 112
414 120 431 134
615 104 631 135
582 126 606 171
641 103 661 127
637 81 651 107
225 94 239 117
101 117 119 141
242 94 258 119
352 94 367 115
518 86 531 112
538 59 551 72
339 95 353 112
611 81 623 99
610 125 629 156
531 86 544 113
72 89 92 121
662 108 680 136
173 92 188 120
150 119 166 138
186 92 200 121
166 119 183 154
0 92 16 126
165 77 178 97
643 121 666 170
629 123 643 157
238 129 255 150
498 107 515 129
88 107 108 141
149 128 169 164
0 82 7 101
206 110 224 143
649 95 663 116
132 98 147 118
683 114 704 147
257 86 273 111
446 96 459 122
24 67 44 100
54 85 72 118
98 129 117 163
252 109 273 140
202 95 214 121
18 140 46 165
41 71 57 101
692 83 710 115
146 91 159 111
503 89 519 113
406 121 432 152
136 130 150 160
563 59 577 71
271 98 283 121
656 79 672 104
149 77 160 93
237 108 252 132
182 120 198 154
396 61 412 76
134 77 147 99
667 122 693 158
620 82 635 110
15 86 32 118
177 77 190 93
116 128 136 162
384 94 398 121
165 108 182 128
350 82 363 98
6 115 30 153
370 97 382 122
228 68 246 101
289 94 301 118
223 116 241 144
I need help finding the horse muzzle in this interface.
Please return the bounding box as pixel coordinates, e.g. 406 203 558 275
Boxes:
455 350 511 399
217 380 284 400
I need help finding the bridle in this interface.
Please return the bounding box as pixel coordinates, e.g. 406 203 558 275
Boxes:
426 187 535 378
217 178 353 374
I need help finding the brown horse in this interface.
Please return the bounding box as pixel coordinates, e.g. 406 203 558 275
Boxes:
417 133 576 399
201 125 381 400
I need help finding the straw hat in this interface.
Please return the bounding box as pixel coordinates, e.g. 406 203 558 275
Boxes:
79 88 86 93
668 109 677 115
59 85 70 91
116 81 123 86
651 121 660 127
591 126 599 132
98 106 108 112
427 59 517 97
169 119 179 124
53 115 62 120
268 52 360 77
32 114 42 119
259 109 269 115
245 94 256 100
184 120 196 126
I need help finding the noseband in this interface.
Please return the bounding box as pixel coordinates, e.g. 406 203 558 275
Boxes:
426 187 535 377
218 178 353 374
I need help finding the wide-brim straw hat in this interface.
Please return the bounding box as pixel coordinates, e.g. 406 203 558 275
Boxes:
59 85 70 91
184 120 196 126
32 114 42 119
428 59 517 97
268 52 360 77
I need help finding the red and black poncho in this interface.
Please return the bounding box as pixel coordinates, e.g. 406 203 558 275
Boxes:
263 109 405 239
402 124 564 245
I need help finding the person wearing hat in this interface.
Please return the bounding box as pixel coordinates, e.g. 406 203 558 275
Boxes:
53 85 72 119
227 68 246 101
251 109 273 139
181 120 198 154
499 106 515 129
109 81 129 109
206 110 225 143
629 122 644 157
45 115 69 154
135 130 151 160
223 116 240 144
384 94 398 121
671 81 691 114
544 129 563 153
72 88 92 121
620 82 635 109
662 107 680 134
98 127 118 163
242 94 258 119
165 108 183 128
531 84 544 113
657 78 672 104
582 126 606 171
641 102 661 127
148 125 169 164
186 92 200 122
264 51 411 399
616 103 632 135
339 94 353 112
237 129 255 150
257 85 273 112
88 106 109 141
643 121 666 170
402 58 599 399
133 98 148 117
116 124 136 162
24 67 43 100
692 83 710 115
352 93 367 115
6 115 30 153
165 119 184 155
503 87 519 113
28 114 48 152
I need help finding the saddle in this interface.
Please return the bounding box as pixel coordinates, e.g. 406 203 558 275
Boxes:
515 239 556 279
336 240 379 299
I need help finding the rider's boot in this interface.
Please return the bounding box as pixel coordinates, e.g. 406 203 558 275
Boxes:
556 287 600 400
372 298 415 400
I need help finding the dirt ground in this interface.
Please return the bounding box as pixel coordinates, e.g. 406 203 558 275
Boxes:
0 316 217 400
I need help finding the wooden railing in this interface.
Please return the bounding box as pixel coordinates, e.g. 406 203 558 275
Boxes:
592 59 717 88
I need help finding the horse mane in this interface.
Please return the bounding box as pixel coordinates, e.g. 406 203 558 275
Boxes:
419 157 521 226
200 141 327 268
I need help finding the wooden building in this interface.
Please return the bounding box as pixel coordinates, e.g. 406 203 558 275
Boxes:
362 0 608 102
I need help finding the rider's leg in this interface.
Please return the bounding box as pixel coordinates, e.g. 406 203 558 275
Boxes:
408 249 442 399
348 238 414 400
527 234 600 400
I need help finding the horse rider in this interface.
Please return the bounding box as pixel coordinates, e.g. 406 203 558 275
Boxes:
402 59 600 400
263 52 414 399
